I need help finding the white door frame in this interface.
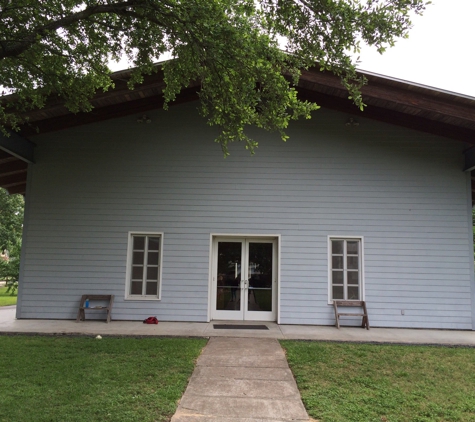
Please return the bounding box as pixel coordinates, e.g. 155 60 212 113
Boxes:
208 234 280 322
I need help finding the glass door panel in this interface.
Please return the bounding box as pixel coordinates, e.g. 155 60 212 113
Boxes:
216 242 242 313
247 242 273 312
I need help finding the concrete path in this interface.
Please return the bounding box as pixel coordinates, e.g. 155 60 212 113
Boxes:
171 337 310 422
0 305 17 322
1 307 475 346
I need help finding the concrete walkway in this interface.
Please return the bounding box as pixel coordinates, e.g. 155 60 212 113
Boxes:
172 337 309 422
1 307 475 346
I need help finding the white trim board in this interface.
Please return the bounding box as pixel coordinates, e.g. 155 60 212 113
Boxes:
208 233 281 322
124 231 164 301
327 235 365 305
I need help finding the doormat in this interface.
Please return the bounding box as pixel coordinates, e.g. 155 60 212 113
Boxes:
213 324 269 330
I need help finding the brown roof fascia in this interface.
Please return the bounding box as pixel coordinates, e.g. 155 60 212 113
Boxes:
16 65 475 143
299 69 475 126
21 86 199 136
297 87 475 145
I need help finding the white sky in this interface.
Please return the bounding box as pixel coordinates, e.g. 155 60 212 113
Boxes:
356 0 475 97
110 0 475 97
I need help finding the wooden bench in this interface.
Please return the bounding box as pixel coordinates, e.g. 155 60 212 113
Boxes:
76 294 114 323
333 300 369 330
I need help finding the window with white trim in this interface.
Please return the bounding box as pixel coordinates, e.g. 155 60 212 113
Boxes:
126 233 162 299
329 237 363 301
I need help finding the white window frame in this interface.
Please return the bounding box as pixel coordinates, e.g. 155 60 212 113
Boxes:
125 231 164 300
327 236 365 304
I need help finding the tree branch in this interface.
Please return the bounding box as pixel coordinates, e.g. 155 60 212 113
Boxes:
0 0 165 59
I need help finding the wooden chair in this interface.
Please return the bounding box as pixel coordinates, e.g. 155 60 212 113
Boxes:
76 294 114 323
333 300 369 330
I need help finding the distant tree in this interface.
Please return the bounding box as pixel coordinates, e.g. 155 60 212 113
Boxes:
0 0 428 154
0 188 24 292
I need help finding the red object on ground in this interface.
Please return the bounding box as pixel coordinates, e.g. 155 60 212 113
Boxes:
143 316 159 324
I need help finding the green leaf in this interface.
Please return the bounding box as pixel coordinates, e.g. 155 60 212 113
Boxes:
0 0 429 153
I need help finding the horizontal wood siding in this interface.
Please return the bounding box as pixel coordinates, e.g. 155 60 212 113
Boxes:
18 104 473 328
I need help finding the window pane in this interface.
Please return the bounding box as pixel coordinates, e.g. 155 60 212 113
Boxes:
332 256 343 269
348 286 359 300
347 256 359 269
133 236 145 250
248 242 273 289
216 287 240 311
132 266 143 280
148 252 159 265
347 241 359 254
332 271 343 284
147 266 158 280
217 242 242 285
250 289 272 312
131 281 142 295
332 240 343 254
148 237 160 251
347 271 359 284
132 251 144 265
332 285 344 300
146 282 158 295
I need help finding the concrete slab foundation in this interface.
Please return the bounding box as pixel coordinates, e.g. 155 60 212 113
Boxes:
1 309 474 346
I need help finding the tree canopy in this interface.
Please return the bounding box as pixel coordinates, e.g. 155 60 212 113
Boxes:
0 187 23 253
0 0 428 153
0 188 24 284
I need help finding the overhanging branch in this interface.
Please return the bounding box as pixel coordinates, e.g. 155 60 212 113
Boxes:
0 0 173 60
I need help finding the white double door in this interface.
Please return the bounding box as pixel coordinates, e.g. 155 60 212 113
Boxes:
211 237 277 321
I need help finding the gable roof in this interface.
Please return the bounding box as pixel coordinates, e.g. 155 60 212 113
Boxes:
1 66 475 196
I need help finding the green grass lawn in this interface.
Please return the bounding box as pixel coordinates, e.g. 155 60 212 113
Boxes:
281 340 475 422
0 286 17 306
0 335 207 422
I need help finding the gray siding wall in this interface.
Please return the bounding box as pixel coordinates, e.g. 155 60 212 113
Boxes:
17 103 473 329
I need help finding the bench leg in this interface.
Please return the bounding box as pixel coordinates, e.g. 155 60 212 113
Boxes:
76 308 85 322
361 316 370 330
333 303 341 329
362 302 370 329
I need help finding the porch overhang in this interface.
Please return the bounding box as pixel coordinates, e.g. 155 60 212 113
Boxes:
0 131 33 195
